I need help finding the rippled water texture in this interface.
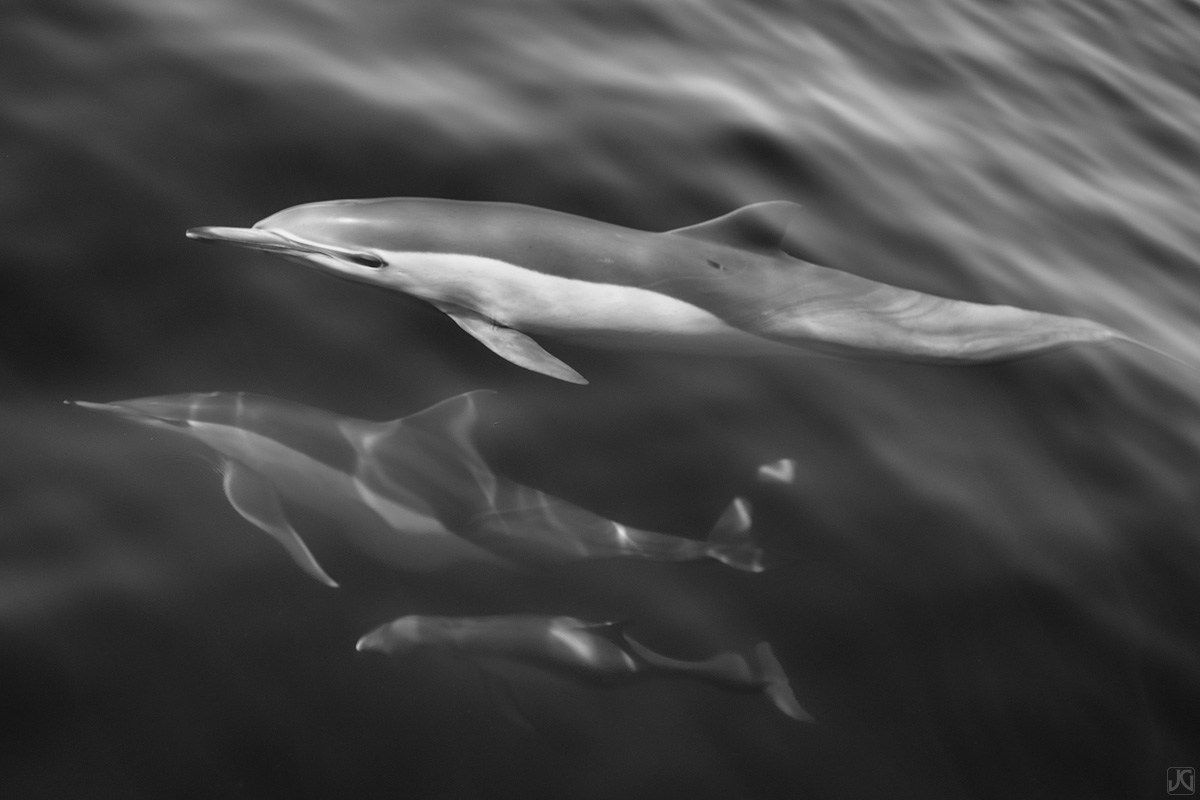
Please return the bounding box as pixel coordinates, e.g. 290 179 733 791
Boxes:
3 0 1200 797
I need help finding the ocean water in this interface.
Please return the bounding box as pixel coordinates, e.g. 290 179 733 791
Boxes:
3 0 1200 797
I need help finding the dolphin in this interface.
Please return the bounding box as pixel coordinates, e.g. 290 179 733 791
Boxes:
186 198 1170 384
73 391 764 586
356 613 812 722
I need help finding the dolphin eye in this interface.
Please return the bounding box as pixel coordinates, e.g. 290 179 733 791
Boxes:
347 252 385 269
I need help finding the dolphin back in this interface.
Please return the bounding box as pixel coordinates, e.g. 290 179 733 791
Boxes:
664 203 1146 366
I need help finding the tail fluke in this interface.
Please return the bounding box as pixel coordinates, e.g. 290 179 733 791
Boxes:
704 497 763 572
751 642 814 723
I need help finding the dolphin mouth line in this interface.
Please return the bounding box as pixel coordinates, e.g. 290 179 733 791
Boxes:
73 399 136 416
186 227 385 269
185 226 285 247
71 400 189 427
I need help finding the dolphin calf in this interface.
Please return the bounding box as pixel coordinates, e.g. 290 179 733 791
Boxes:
74 391 764 586
356 613 812 722
187 198 1163 384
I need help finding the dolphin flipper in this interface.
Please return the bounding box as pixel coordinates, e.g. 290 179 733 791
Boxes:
438 306 589 385
221 460 339 588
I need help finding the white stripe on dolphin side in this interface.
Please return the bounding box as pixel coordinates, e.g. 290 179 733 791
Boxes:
374 250 793 353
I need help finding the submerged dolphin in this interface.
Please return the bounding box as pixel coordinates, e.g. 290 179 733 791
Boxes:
74 391 763 586
187 198 1163 384
356 613 812 722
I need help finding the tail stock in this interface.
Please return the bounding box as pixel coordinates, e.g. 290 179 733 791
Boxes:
623 634 813 722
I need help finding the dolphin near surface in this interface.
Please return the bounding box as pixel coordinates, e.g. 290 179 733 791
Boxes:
187 198 1166 384
356 613 813 723
73 391 764 586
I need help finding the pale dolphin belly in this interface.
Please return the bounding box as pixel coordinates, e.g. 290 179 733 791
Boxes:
376 251 796 355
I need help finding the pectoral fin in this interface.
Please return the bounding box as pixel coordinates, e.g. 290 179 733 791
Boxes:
438 306 588 385
221 460 339 588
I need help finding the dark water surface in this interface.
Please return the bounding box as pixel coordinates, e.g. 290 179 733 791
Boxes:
4 0 1200 797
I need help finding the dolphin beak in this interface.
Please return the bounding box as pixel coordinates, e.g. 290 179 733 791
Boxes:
71 400 187 429
186 226 291 250
73 399 130 415
72 400 152 422
185 226 386 269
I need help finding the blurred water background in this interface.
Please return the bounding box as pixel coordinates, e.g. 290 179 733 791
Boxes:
4 0 1200 797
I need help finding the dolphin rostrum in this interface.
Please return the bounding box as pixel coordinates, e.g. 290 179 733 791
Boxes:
356 613 812 722
187 198 1172 384
73 391 763 586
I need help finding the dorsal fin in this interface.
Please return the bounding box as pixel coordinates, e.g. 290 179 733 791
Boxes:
343 389 499 503
395 390 496 437
350 390 496 456
667 201 805 253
